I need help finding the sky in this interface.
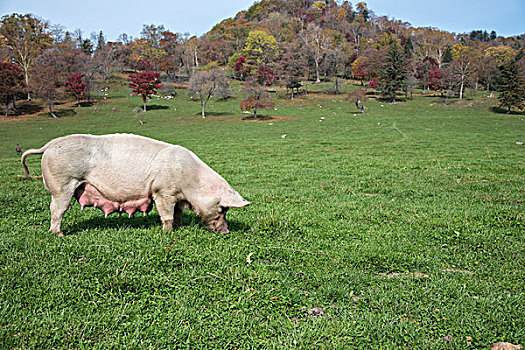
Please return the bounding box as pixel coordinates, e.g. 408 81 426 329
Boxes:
0 0 523 41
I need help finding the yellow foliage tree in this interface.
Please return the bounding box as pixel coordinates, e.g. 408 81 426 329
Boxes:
242 30 278 65
484 46 517 66
311 1 327 15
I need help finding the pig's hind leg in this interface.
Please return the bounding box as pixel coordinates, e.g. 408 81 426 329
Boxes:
48 181 80 237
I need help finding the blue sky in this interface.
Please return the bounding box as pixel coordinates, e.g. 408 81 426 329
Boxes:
0 0 523 41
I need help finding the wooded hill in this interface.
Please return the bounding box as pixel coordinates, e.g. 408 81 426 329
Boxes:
1 0 524 115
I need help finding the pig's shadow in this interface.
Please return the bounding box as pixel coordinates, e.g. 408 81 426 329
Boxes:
66 211 251 234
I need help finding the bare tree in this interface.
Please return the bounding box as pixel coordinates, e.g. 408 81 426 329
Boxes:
300 23 330 83
451 44 474 100
188 69 229 118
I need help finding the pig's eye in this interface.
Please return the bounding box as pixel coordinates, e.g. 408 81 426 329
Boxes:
218 207 224 213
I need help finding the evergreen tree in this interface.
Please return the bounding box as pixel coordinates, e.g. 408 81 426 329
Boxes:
498 57 525 113
79 39 93 55
443 47 453 64
379 43 409 103
403 37 413 58
95 31 105 52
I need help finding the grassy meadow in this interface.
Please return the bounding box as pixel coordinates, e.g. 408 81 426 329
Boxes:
0 81 524 348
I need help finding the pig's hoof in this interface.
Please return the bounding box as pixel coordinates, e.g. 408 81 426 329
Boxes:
51 229 64 237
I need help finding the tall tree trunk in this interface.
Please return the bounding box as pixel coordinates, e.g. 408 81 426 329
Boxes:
23 67 31 100
47 99 58 118
6 95 17 115
201 102 206 118
459 80 464 100
143 102 147 112
253 106 258 119
194 49 199 67
315 58 321 83
305 74 309 94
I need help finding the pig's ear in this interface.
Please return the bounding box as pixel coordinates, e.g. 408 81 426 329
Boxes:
221 191 251 208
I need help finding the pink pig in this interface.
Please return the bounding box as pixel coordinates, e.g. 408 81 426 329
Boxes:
22 134 250 236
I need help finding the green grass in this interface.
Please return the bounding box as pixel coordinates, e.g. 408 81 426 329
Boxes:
0 81 524 348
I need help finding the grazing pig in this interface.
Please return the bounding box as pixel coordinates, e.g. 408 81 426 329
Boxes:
21 133 250 236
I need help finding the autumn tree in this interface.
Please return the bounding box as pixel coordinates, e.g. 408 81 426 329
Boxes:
240 76 275 119
379 42 409 103
478 45 516 91
415 56 440 90
413 28 454 68
181 35 200 77
30 49 68 118
300 23 330 83
451 43 473 99
94 43 123 81
242 30 278 66
352 48 384 85
155 30 182 80
188 68 229 118
0 13 52 100
128 64 163 112
0 62 25 115
327 31 350 94
73 29 94 55
277 40 307 99
346 88 367 112
64 73 87 106
498 56 525 113
440 64 456 104
232 55 248 80
135 59 154 71
355 2 370 23
257 65 277 86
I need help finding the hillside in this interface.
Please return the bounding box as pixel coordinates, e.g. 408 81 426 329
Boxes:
0 0 524 116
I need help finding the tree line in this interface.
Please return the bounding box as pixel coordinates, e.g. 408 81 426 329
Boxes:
1 0 524 117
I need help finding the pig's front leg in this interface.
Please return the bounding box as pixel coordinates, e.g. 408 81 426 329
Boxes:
154 196 176 231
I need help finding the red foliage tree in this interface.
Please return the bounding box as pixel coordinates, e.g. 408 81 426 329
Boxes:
257 65 277 86
368 78 378 89
0 62 25 115
64 73 87 106
135 59 154 72
30 48 69 118
416 57 439 90
240 76 275 119
428 68 444 91
233 56 247 80
128 70 162 112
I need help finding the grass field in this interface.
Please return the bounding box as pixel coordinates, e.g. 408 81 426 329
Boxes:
0 81 524 349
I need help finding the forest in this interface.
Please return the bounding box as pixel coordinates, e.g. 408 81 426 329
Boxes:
1 0 524 117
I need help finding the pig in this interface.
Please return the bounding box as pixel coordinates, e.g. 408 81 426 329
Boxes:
21 133 250 236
